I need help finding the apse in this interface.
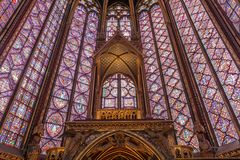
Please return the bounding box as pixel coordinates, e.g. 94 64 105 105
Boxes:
0 0 239 159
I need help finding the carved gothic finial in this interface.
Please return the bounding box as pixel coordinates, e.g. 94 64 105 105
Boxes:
32 123 44 137
63 129 100 160
143 128 174 159
26 123 44 160
194 122 212 152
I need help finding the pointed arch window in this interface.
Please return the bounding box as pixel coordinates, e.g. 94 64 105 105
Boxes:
138 0 198 150
0 0 68 148
169 0 239 146
102 74 137 109
40 1 99 153
106 3 131 40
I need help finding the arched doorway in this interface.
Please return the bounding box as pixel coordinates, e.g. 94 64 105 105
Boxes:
74 131 165 160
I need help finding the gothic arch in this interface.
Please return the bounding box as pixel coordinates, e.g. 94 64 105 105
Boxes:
74 130 166 160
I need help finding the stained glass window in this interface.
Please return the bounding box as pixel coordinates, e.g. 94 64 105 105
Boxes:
0 0 68 148
0 0 238 154
185 0 240 122
139 11 168 119
106 3 131 40
0 0 22 34
71 12 99 121
120 16 131 40
102 74 118 108
40 2 99 152
120 74 137 108
169 0 239 146
217 0 240 33
138 1 199 150
102 74 137 109
0 0 52 121
106 17 118 41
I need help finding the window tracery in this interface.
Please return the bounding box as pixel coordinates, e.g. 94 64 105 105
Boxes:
139 11 167 119
40 5 87 152
106 3 131 40
138 2 198 150
102 74 137 109
169 0 239 146
40 1 99 152
0 0 68 148
70 12 99 121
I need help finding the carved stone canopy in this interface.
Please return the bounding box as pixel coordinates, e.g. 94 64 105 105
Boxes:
63 120 175 160
90 33 149 118
94 33 143 82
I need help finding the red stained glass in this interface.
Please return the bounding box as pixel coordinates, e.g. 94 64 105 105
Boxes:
184 0 240 123
0 0 54 120
102 74 118 108
120 16 131 40
71 12 99 120
106 17 118 41
138 2 199 149
120 74 137 108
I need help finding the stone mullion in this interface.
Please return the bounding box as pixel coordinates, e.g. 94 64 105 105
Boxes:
201 0 240 67
117 17 121 32
136 12 152 118
117 74 121 109
0 0 35 64
156 0 199 124
163 0 218 146
129 0 137 37
95 59 102 115
148 11 172 121
140 62 152 119
180 0 240 135
65 13 89 122
136 59 145 118
20 0 70 148
87 63 97 119
100 0 108 38
24 0 75 151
